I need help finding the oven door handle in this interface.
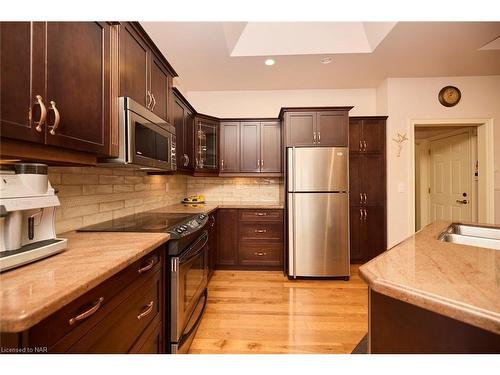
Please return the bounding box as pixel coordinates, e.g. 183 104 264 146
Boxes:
178 289 208 348
179 232 209 264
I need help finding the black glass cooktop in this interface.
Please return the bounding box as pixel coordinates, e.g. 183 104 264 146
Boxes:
78 212 193 233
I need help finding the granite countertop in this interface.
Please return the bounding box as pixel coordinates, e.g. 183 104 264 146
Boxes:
359 221 500 335
0 231 170 333
150 201 284 215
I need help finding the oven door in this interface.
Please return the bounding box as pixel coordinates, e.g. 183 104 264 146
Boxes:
171 231 209 344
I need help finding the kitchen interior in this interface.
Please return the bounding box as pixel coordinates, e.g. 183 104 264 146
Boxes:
1 4 500 372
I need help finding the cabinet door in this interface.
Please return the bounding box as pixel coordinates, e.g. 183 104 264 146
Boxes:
196 118 218 171
44 22 110 154
119 23 149 108
240 121 260 172
362 118 385 153
285 112 316 146
260 121 281 173
0 22 45 143
316 111 348 146
184 109 195 171
216 210 238 266
349 154 363 206
219 122 240 172
363 206 386 260
208 212 218 280
173 99 186 170
362 154 386 205
349 118 363 152
349 207 364 263
149 54 170 121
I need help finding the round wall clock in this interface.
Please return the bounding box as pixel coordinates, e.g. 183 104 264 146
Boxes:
438 86 461 107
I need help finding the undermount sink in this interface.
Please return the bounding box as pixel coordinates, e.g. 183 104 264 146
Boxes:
438 223 500 250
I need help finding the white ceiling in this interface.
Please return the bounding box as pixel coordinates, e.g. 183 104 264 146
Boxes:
141 22 500 91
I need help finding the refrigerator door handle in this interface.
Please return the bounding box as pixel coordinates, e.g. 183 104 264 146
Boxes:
288 193 296 278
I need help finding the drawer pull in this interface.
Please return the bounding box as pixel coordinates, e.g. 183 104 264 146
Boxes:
254 251 267 256
256 212 267 216
137 301 154 320
254 229 267 233
69 297 104 325
138 259 155 274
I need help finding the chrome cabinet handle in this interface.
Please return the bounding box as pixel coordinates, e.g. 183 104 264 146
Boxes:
359 193 363 204
256 212 266 216
34 95 47 132
359 209 363 220
313 131 317 144
318 131 321 144
254 251 267 256
359 140 362 151
261 159 264 168
210 215 216 227
255 229 267 233
363 193 367 204
221 159 224 170
183 154 189 167
137 301 154 320
138 258 155 274
146 91 152 108
69 297 104 325
363 140 367 151
257 159 260 168
48 101 60 135
363 209 367 220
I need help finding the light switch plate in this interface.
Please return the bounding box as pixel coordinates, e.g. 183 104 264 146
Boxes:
398 183 406 193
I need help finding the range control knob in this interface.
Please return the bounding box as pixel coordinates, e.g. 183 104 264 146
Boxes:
175 228 183 234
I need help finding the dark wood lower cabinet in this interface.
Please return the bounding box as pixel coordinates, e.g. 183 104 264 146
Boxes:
216 208 284 270
1 248 164 354
370 290 500 353
350 206 386 263
208 210 218 280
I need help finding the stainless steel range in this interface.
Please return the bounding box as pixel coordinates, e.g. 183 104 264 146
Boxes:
79 210 209 353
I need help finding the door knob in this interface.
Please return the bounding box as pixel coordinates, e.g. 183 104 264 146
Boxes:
456 199 468 204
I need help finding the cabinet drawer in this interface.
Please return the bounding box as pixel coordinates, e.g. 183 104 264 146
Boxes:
239 222 283 241
129 316 162 354
29 249 161 350
64 269 161 353
239 243 283 266
239 209 283 222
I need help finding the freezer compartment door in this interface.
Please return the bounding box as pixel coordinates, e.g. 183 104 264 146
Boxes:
287 147 348 192
288 192 349 277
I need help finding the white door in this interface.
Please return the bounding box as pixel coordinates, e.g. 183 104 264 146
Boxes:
429 132 472 222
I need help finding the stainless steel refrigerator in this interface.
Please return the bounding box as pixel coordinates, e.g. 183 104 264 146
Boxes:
287 147 350 279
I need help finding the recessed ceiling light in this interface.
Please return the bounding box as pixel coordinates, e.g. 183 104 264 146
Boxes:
264 59 275 66
320 57 333 64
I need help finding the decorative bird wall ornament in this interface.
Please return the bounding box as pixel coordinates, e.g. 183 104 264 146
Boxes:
392 132 408 157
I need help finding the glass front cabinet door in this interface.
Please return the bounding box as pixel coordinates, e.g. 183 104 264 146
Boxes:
195 115 219 174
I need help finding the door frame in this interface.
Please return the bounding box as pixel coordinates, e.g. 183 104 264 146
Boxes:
409 118 495 233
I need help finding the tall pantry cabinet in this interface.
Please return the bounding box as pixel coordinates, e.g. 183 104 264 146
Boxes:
349 116 387 263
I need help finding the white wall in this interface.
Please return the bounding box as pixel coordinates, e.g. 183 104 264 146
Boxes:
187 88 376 118
382 76 500 247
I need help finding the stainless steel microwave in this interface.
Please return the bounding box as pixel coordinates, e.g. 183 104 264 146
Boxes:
99 97 176 171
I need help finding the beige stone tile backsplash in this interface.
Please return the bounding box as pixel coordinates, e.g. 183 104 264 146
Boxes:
49 166 187 234
51 167 284 234
186 176 283 204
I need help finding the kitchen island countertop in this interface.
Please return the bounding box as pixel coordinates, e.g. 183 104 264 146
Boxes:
0 231 170 333
359 221 500 335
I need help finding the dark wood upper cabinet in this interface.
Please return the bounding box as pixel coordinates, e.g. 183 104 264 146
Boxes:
119 23 149 108
240 121 260 172
285 112 316 146
216 209 238 266
44 22 110 154
119 23 175 123
260 121 281 173
173 89 195 172
220 121 240 173
195 115 219 174
350 117 386 154
0 22 45 144
316 111 348 147
282 108 351 147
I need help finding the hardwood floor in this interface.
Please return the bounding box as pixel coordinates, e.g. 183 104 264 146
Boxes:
189 265 368 354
